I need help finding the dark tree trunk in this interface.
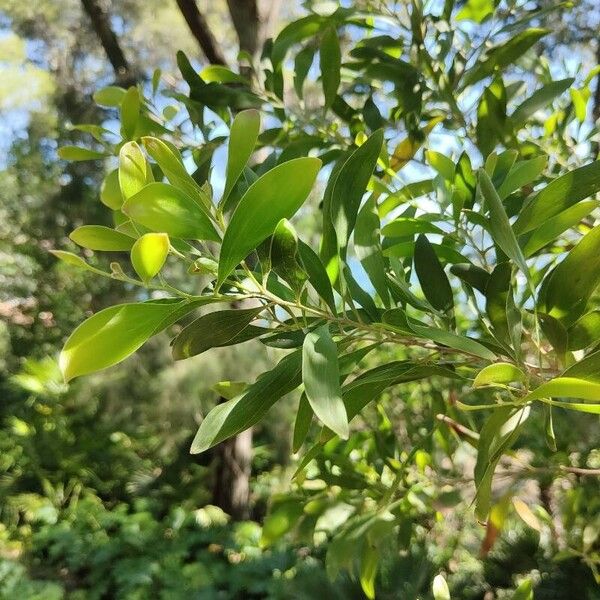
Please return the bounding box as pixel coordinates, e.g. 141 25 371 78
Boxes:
212 421 252 520
593 41 600 124
226 0 281 56
79 0 136 85
175 0 228 66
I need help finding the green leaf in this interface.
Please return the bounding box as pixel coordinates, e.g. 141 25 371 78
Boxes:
474 406 529 520
302 325 349 439
522 200 597 257
120 86 140 140
271 14 327 68
130 232 169 282
190 350 303 453
260 498 304 547
426 151 455 181
512 578 533 600
142 137 209 209
100 169 123 209
567 311 600 351
355 196 390 306
343 360 461 420
69 225 134 251
514 161 600 235
540 225 600 325
294 45 315 99
461 28 548 89
270 219 307 293
523 377 600 404
379 179 434 217
60 300 198 381
217 157 321 287
456 0 497 23
221 109 261 207
123 182 220 241
172 306 266 360
450 263 490 294
359 543 378 600
200 65 247 84
320 26 341 109
325 130 384 263
479 169 529 279
473 363 526 387
497 155 547 199
50 250 110 277
414 234 453 312
411 324 496 361
511 78 574 127
297 240 336 313
292 393 313 453
93 85 126 107
485 263 521 353
58 146 105 161
119 141 147 200
381 218 444 237
562 349 600 382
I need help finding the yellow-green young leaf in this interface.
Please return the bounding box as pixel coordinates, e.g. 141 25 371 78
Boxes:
514 161 600 234
212 381 247 401
172 306 265 360
50 250 110 277
414 234 453 312
479 170 530 280
432 574 451 600
70 225 135 251
93 85 126 107
512 498 541 531
221 109 261 206
456 0 495 23
359 543 378 600
191 350 303 453
130 233 169 282
570 87 588 122
60 301 192 381
120 86 140 140
217 157 321 287
100 169 123 209
522 377 600 403
523 201 598 257
58 146 105 161
200 65 247 84
142 137 209 208
540 225 600 325
426 150 455 181
302 324 349 439
473 363 526 388
123 182 219 241
320 26 341 109
512 578 533 600
119 141 147 200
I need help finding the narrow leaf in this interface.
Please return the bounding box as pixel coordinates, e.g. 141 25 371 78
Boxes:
217 157 321 287
302 325 349 439
70 225 134 251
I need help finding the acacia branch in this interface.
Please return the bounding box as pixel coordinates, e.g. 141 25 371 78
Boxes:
175 0 228 66
79 0 136 85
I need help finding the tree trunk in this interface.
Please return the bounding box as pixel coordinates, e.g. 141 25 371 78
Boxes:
79 0 136 85
226 0 281 56
175 0 228 65
211 421 252 520
593 40 600 124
